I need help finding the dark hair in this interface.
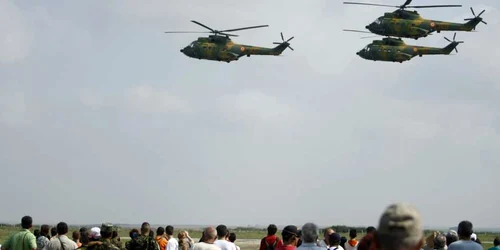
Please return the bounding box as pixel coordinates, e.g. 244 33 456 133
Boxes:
446 233 458 246
130 229 139 239
21 216 32 229
366 227 376 234
267 224 278 235
328 234 341 246
493 237 499 246
149 231 154 238
102 230 112 238
457 221 473 238
73 231 80 241
229 233 236 242
57 222 69 235
112 231 118 239
141 222 150 235
216 225 228 238
165 225 174 236
80 230 90 246
51 227 58 237
349 229 357 239
34 229 40 238
41 225 50 237
340 236 348 249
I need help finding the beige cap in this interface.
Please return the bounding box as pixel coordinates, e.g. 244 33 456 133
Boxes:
377 203 424 249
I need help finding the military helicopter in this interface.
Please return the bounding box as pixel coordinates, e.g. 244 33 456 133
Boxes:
343 0 487 40
356 32 463 63
164 20 294 63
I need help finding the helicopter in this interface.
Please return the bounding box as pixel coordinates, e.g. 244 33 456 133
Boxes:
356 32 464 63
343 0 487 40
164 20 294 63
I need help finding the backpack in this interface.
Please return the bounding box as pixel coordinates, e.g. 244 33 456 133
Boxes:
126 236 158 250
264 238 279 250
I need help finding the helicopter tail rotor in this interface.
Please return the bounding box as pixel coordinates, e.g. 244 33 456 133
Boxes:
273 32 294 51
444 32 464 53
464 7 487 30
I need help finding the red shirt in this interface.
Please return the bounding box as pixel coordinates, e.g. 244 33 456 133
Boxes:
276 245 296 250
260 235 284 250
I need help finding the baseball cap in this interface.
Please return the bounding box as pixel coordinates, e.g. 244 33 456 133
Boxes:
282 225 299 237
90 227 101 239
377 203 423 248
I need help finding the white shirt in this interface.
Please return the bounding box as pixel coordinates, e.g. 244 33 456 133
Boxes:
167 237 179 250
344 241 357 250
194 242 221 250
328 246 345 250
213 240 236 250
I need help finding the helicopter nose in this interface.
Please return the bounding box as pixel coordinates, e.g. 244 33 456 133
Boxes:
180 49 184 53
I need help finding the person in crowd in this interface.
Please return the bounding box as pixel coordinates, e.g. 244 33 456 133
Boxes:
376 203 424 250
125 222 159 250
155 227 168 250
319 229 334 248
296 223 324 250
129 229 139 241
487 237 499 250
111 230 122 249
356 232 374 250
37 225 51 250
165 226 178 250
275 225 300 250
424 232 439 250
296 230 302 247
43 222 79 250
470 234 481 245
35 230 41 239
228 233 239 250
345 229 358 250
260 224 283 250
73 231 82 248
448 221 482 250
446 231 458 247
51 227 58 239
328 233 343 250
340 237 347 250
2 216 37 250
193 227 220 250
90 228 101 242
179 231 195 250
365 227 376 235
214 225 235 250
434 234 446 250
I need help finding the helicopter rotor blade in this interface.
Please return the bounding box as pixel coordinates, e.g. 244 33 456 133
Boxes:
164 31 212 34
288 46 294 51
405 5 462 9
190 20 214 32
471 7 476 16
343 29 373 34
444 37 452 42
286 36 294 42
453 32 456 41
343 2 399 8
478 9 485 17
281 32 284 42
219 25 269 33
402 0 412 8
361 35 382 39
481 20 488 25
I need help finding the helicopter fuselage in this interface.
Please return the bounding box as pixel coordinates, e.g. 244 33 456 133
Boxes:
180 35 288 63
366 10 479 39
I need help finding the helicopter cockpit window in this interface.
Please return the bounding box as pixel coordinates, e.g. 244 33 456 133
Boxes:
374 18 382 25
189 42 195 48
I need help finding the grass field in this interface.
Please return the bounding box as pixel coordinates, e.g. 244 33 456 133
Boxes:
1 225 497 250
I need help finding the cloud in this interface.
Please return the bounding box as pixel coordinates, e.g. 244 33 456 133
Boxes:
0 91 29 125
0 1 33 63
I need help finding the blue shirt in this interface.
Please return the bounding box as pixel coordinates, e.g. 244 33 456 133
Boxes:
487 246 500 250
448 240 482 250
297 243 327 250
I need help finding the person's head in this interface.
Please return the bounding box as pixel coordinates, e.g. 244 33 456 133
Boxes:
433 234 446 249
34 229 40 238
366 227 376 234
90 227 101 240
100 223 114 239
425 232 437 249
112 231 118 239
349 229 357 239
267 224 278 236
141 222 151 235
329 233 342 247
493 237 500 246
41 225 50 237
216 225 228 239
21 216 33 229
301 223 319 243
178 231 187 241
165 225 174 237
457 221 473 240
340 237 347 248
57 222 69 236
80 230 90 246
228 233 237 243
203 227 218 243
51 227 58 237
157 227 165 237
72 231 81 241
282 225 300 246
445 230 458 246
377 203 424 250
129 229 139 239
324 228 334 245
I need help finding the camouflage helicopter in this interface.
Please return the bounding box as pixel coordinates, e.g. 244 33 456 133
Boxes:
164 20 294 63
356 32 464 63
343 0 487 40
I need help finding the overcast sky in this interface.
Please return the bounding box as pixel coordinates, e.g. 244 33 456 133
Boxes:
1 0 500 229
